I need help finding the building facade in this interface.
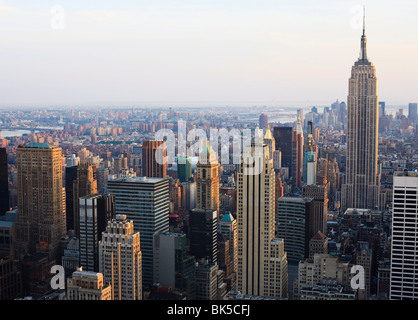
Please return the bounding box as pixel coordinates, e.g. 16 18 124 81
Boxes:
390 171 418 300
107 176 169 286
99 214 142 300
14 143 66 261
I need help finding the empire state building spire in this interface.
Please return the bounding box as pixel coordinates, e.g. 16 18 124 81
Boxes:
358 6 369 64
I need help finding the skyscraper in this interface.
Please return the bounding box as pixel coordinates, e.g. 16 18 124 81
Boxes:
65 155 79 233
189 208 218 264
390 171 418 300
263 125 275 160
107 176 169 286
237 142 288 298
342 13 380 211
296 115 304 188
276 197 315 262
153 232 195 299
259 114 268 131
142 140 167 178
196 143 220 213
302 185 328 236
99 214 142 300
73 162 98 237
219 213 238 275
176 156 192 182
274 127 298 188
14 143 66 261
408 103 417 123
0 148 9 216
303 121 317 186
79 194 115 272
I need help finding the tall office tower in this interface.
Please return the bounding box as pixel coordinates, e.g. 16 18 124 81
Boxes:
263 125 275 160
153 232 195 299
308 231 328 259
408 103 417 122
0 148 9 216
107 176 169 286
303 122 317 186
196 143 220 213
14 143 66 261
296 115 304 188
96 167 109 194
276 197 315 262
355 241 372 300
378 101 386 117
142 140 167 178
73 162 98 237
169 179 182 213
302 185 328 236
237 143 288 298
99 214 142 300
176 156 192 182
341 14 380 212
259 113 268 131
390 171 418 300
219 213 238 275
79 194 115 272
189 208 218 264
67 267 112 300
303 151 317 186
274 127 297 188
181 181 197 211
65 163 78 232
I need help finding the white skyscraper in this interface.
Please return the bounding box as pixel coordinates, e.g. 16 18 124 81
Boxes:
237 142 288 298
390 171 418 300
99 214 142 300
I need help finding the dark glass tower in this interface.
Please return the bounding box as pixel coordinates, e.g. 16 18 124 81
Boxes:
0 148 9 216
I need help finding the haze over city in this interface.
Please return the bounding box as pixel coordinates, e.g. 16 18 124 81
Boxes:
1 0 417 107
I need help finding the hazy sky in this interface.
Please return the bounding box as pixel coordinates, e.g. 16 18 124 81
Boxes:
0 0 417 108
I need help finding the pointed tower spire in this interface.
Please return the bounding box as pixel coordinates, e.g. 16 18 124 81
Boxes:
363 5 366 36
359 6 368 62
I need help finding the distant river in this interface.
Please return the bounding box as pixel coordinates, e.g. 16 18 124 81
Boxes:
0 127 63 138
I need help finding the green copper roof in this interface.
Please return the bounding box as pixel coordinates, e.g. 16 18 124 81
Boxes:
21 142 53 148
201 142 215 154
221 213 235 222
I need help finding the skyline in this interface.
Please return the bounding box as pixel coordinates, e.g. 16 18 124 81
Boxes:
1 0 418 107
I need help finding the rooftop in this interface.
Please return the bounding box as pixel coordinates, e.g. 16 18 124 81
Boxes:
20 142 53 148
221 213 235 222
109 176 167 184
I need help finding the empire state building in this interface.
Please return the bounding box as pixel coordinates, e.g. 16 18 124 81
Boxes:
341 13 380 211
